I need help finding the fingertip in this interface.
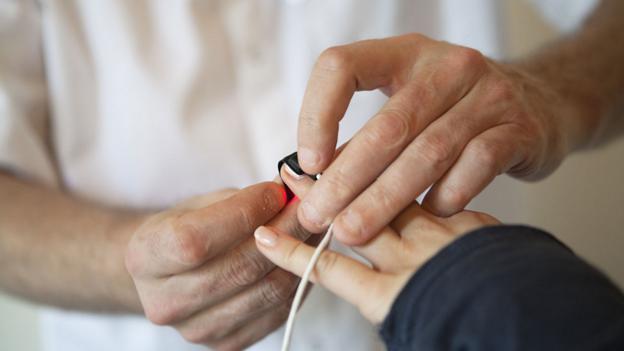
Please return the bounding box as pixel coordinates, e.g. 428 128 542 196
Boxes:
297 147 324 174
421 191 462 218
333 213 368 246
281 163 305 181
333 218 370 246
334 231 369 246
421 198 446 217
254 226 279 248
298 144 337 175
280 165 315 199
262 181 289 209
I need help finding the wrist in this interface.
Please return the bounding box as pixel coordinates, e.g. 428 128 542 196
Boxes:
105 211 147 313
522 60 603 152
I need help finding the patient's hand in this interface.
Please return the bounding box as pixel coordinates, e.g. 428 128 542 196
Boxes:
254 165 499 324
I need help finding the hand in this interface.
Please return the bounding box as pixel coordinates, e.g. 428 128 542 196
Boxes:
125 182 312 350
295 33 577 245
255 169 499 324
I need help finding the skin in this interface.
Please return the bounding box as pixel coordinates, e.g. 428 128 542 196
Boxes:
1 1 623 349
0 174 314 350
257 164 499 324
296 0 624 246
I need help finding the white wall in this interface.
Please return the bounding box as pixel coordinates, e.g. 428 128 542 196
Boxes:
1 1 622 350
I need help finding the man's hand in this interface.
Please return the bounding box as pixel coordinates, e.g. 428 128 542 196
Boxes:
257 164 500 324
295 33 581 245
125 182 310 350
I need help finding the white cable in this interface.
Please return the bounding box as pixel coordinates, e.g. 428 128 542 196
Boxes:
281 223 334 351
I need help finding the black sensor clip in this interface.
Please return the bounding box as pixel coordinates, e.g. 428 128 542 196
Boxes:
278 151 318 201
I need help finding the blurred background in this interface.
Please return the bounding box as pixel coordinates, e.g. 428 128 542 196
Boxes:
1 0 623 350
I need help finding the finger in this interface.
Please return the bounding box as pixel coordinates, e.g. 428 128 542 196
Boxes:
149 199 312 323
254 226 379 316
389 203 457 267
446 210 501 233
149 182 287 275
390 201 437 233
422 124 524 216
390 203 500 268
175 268 297 345
206 303 290 351
299 51 484 234
190 233 321 350
331 78 496 245
280 141 350 202
350 226 404 272
174 188 238 210
391 203 499 269
280 164 316 200
297 35 431 174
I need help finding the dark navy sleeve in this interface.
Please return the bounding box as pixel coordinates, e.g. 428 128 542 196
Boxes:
379 225 624 351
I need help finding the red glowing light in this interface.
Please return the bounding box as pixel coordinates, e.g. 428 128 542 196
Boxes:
280 186 288 204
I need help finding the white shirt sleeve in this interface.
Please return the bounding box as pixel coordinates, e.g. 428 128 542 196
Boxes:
529 0 599 32
0 0 58 186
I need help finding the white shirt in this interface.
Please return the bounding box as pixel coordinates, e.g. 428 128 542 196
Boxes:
0 0 594 350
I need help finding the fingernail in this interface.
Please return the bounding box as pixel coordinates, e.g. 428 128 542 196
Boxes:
298 147 321 169
254 226 278 247
337 210 363 241
300 201 329 229
284 164 305 180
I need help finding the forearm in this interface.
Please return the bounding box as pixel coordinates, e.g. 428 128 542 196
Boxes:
518 0 624 150
0 172 143 313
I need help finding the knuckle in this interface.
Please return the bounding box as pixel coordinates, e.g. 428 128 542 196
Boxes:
468 138 501 173
144 299 179 326
170 217 208 266
450 47 485 72
487 78 516 104
367 182 402 216
405 32 426 44
416 134 455 171
323 167 357 202
440 185 470 211
179 325 211 345
317 46 352 72
259 274 297 306
222 249 268 289
365 109 412 150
